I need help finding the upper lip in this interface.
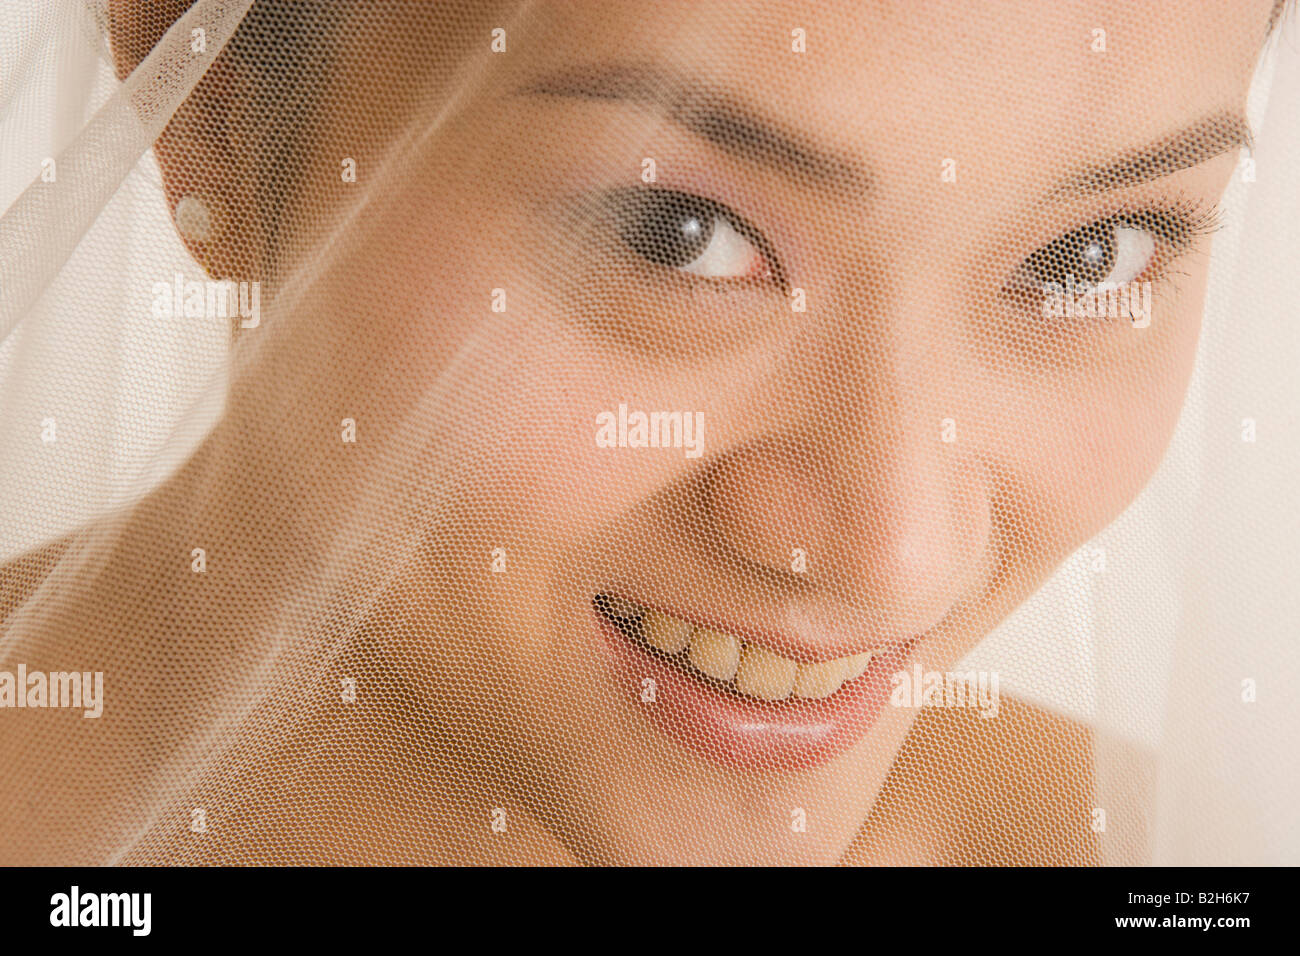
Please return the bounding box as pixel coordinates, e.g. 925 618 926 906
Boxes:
604 591 910 664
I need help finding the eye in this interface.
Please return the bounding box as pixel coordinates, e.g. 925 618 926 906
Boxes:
613 188 784 286
1015 219 1158 291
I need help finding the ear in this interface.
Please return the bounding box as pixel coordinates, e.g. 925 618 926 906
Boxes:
107 0 266 281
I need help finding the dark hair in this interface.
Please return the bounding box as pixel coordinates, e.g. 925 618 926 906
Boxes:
1270 0 1294 35
224 3 343 286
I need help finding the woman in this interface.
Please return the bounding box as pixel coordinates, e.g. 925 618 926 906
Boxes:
0 0 1295 864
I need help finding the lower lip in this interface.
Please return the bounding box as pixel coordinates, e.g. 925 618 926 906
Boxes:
593 605 914 773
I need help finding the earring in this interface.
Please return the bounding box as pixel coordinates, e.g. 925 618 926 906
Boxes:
174 193 218 243
174 192 229 284
174 193 243 338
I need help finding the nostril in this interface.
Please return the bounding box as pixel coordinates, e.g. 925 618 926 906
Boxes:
693 429 994 637
700 438 829 578
818 456 994 631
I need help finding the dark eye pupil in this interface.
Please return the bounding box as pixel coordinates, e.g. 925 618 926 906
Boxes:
620 191 716 267
1027 222 1117 288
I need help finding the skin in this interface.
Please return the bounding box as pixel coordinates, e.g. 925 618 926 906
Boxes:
0 1 1275 864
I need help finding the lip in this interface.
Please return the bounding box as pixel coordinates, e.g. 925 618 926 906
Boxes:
592 597 917 773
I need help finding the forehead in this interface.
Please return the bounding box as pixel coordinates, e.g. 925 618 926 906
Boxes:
525 0 1271 183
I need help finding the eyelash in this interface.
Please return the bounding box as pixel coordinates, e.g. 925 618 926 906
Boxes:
609 186 1223 299
1019 194 1224 292
1119 195 1224 246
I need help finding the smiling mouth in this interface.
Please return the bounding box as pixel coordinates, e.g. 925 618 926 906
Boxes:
594 592 885 703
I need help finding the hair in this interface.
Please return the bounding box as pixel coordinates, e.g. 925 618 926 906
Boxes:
1271 0 1295 35
223 3 342 286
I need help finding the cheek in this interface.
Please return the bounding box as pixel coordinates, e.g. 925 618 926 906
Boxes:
967 255 1209 567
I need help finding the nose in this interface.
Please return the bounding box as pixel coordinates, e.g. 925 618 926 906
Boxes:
701 332 992 642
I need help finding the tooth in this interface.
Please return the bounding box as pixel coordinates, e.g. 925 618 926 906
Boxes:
844 650 875 681
791 658 853 700
734 644 797 700
642 609 692 654
687 627 740 681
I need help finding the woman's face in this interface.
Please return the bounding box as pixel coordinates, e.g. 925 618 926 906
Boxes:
257 0 1271 862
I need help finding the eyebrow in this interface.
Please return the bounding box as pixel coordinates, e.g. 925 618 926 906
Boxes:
1048 112 1253 198
518 64 871 190
521 64 1252 201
